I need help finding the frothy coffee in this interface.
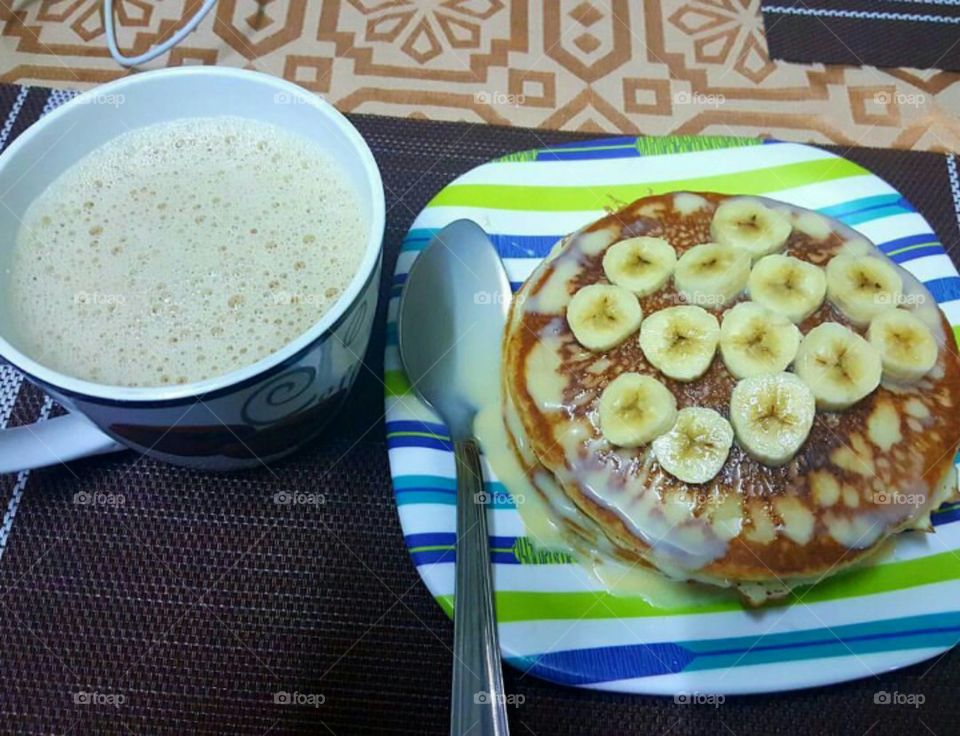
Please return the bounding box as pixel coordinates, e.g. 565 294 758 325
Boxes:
6 116 367 387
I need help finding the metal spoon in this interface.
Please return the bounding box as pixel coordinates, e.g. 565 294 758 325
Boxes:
398 219 511 736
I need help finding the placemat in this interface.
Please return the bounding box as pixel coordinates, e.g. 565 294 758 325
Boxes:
762 0 960 71
1 82 960 734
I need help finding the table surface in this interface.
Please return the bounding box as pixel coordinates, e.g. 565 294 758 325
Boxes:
0 1 958 153
2 82 960 734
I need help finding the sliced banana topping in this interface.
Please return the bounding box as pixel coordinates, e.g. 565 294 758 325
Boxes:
674 242 751 308
598 373 677 448
730 372 816 466
826 254 903 327
566 284 643 351
653 407 734 484
639 305 720 382
794 322 882 410
719 302 801 379
602 236 677 297
710 198 793 260
867 308 938 383
748 254 827 323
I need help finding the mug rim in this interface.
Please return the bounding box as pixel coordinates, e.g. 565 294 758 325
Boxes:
0 66 386 404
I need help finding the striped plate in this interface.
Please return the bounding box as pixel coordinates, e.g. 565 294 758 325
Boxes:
384 135 960 694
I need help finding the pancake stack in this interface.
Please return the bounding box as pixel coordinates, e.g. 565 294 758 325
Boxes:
502 192 960 604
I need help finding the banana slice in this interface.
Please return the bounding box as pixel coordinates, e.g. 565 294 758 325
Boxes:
639 305 720 381
719 302 801 379
794 322 882 410
674 242 751 308
567 284 643 351
710 198 793 260
598 373 677 448
730 372 816 466
748 254 827 323
602 237 677 297
653 407 734 484
867 309 938 383
826 254 903 327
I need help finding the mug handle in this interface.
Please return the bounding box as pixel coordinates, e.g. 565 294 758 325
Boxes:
0 413 126 474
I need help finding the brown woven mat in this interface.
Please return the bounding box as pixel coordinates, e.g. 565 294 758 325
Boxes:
2 83 960 735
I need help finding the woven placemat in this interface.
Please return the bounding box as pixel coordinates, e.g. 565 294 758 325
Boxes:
761 0 960 71
1 83 960 735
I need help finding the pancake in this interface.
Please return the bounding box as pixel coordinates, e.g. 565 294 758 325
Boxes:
502 191 960 604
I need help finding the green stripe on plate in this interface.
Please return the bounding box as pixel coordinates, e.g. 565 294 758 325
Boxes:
634 135 762 156
886 241 940 257
953 325 960 350
428 158 867 212
432 550 960 622
385 369 411 397
388 431 448 441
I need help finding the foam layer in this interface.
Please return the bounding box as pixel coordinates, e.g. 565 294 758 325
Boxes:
6 116 367 387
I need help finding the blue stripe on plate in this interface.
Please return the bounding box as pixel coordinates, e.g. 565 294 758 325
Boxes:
395 481 520 509
407 532 518 548
877 233 938 255
819 193 905 218
539 147 640 162
840 205 913 226
387 435 453 452
393 474 455 490
934 506 960 525
889 246 944 264
387 420 448 436
506 612 960 685
925 277 960 302
410 549 522 566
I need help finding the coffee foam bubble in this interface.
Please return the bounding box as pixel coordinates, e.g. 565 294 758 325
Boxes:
8 116 367 387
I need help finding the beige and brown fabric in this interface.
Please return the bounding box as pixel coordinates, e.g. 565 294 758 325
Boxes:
0 0 958 151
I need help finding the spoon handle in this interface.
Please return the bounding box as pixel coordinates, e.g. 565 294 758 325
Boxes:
450 439 510 736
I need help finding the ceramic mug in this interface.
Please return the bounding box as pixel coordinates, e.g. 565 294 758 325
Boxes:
0 67 385 473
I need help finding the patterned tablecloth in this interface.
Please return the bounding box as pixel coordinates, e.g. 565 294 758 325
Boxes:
0 1 958 152
1 80 960 734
